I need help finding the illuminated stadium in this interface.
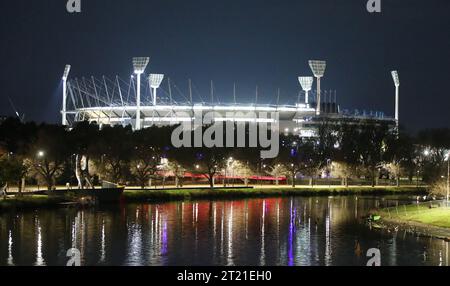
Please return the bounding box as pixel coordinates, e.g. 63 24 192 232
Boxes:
61 58 398 136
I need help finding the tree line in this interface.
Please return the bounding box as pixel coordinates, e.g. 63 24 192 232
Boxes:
0 117 449 192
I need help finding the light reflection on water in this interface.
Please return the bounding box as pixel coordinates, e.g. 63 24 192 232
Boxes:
0 196 448 266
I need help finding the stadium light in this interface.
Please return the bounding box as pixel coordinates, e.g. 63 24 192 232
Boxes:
133 57 150 130
62 65 71 126
391 71 400 127
309 60 326 115
298 76 314 105
149 74 164 106
133 57 149 75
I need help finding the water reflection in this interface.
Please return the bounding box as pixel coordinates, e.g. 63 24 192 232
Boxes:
0 196 448 266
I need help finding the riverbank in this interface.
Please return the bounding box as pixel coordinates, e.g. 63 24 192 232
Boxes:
377 204 450 241
123 185 428 202
0 195 66 211
0 186 428 211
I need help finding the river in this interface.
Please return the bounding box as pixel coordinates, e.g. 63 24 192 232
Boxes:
0 195 448 266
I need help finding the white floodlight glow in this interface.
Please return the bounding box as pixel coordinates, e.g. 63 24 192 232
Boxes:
309 60 326 78
62 65 71 80
391 70 400 126
391 71 400 87
61 65 71 126
309 60 327 115
149 74 164 106
150 74 164 89
133 57 150 74
298 76 314 105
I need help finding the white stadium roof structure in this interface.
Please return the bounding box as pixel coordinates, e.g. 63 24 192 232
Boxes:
61 58 396 137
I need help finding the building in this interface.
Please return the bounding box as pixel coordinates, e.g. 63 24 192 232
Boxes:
61 58 398 136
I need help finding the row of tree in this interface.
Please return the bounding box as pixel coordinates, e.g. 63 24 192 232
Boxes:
1 117 449 192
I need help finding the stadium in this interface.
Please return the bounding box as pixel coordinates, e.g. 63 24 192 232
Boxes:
61 58 399 136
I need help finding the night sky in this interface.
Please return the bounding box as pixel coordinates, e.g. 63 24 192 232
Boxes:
0 0 449 132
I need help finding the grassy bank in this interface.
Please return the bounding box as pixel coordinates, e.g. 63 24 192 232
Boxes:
0 195 66 211
379 204 450 229
377 203 450 240
123 186 428 202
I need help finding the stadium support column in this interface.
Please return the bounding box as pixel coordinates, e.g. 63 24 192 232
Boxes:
62 78 67 126
395 84 399 127
308 60 327 116
391 71 400 130
62 65 71 126
136 73 142 130
149 74 164 107
316 77 321 115
132 57 150 131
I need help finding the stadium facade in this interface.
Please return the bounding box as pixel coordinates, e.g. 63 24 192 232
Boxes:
61 58 398 137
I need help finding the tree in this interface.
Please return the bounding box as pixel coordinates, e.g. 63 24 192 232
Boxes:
0 155 27 195
356 122 390 187
267 164 288 186
278 135 320 187
29 125 69 190
191 147 228 189
95 125 133 184
226 159 253 186
334 123 360 186
383 131 416 186
417 128 450 183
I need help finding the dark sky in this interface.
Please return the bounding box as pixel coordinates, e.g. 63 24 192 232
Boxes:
0 0 449 132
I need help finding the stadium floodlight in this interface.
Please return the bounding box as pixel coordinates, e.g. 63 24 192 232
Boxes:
391 71 400 127
132 57 150 130
298 76 314 105
149 74 164 106
62 65 71 80
61 65 71 126
309 60 327 115
133 57 149 74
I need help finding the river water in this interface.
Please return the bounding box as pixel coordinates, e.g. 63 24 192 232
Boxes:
0 196 448 266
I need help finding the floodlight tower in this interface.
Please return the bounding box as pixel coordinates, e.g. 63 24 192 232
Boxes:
133 57 150 130
149 74 164 106
61 65 71 126
391 71 400 128
298 76 314 105
308 60 327 115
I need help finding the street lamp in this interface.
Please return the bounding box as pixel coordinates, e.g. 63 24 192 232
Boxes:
37 151 45 158
309 60 327 116
133 57 150 130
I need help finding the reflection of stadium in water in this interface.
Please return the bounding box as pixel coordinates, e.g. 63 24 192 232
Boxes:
0 196 448 266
